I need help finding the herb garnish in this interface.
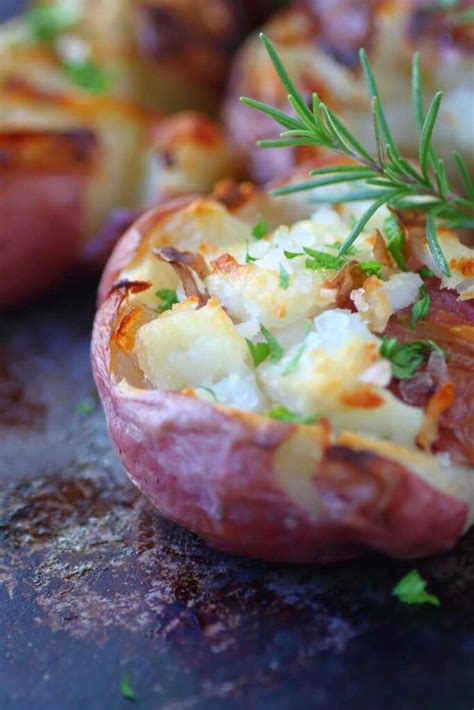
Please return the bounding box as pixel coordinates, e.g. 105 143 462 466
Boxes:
418 266 435 279
260 324 284 363
64 59 109 94
268 405 320 425
282 342 306 376
279 263 290 289
252 215 269 240
120 673 136 701
285 247 383 277
245 241 258 263
380 336 442 379
384 215 408 271
246 340 270 367
282 319 312 376
359 261 383 278
392 569 440 607
246 325 284 367
303 248 346 271
25 6 77 43
242 35 474 276
74 398 96 415
410 285 431 330
156 289 178 314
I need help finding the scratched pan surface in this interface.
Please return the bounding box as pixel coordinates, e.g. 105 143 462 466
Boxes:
3 5 474 710
3 286 474 710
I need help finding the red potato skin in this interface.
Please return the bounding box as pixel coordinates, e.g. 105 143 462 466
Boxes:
91 205 469 563
0 131 97 309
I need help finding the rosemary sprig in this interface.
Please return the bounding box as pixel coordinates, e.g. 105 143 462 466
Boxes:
241 34 474 277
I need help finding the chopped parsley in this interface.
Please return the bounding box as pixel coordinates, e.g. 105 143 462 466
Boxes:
418 266 435 280
246 340 270 367
359 261 383 278
384 215 408 272
282 342 306 376
380 337 442 380
246 325 284 367
303 247 346 271
245 240 258 263
279 263 290 289
25 6 77 44
283 248 382 277
260 324 284 363
64 59 109 94
156 289 178 314
327 242 357 255
410 285 431 330
268 406 320 425
282 321 312 376
120 673 136 701
392 569 440 607
284 250 302 260
74 398 96 416
252 215 269 240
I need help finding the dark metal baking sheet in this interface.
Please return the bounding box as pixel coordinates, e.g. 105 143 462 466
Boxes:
1 283 474 710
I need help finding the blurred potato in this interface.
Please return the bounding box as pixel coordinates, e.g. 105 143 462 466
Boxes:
223 0 474 183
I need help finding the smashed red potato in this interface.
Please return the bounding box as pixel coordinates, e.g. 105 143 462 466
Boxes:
92 186 474 562
0 0 264 308
0 75 237 308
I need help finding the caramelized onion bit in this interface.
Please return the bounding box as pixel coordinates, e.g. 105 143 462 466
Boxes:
326 260 365 308
154 247 209 306
110 279 152 296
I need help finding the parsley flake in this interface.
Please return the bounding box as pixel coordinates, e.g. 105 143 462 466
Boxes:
283 250 303 260
260 324 284 363
286 248 382 277
120 673 136 701
64 59 109 94
156 289 178 314
410 285 431 330
418 266 435 279
359 260 383 278
327 242 357 255
303 247 346 271
279 263 290 289
282 342 306 376
268 406 320 425
74 398 96 416
392 569 440 607
245 241 258 263
25 6 77 44
252 215 269 240
384 215 408 272
380 336 442 380
246 340 270 367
